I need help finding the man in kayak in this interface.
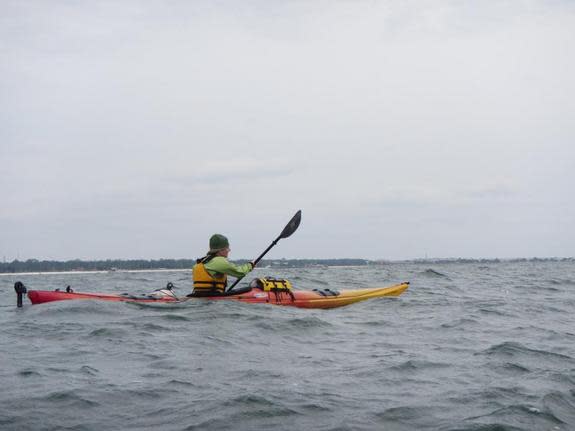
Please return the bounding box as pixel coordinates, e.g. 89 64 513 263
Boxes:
191 234 255 296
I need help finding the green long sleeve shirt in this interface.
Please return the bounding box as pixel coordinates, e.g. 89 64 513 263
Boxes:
204 256 253 279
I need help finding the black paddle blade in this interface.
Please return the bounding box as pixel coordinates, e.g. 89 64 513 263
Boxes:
279 210 302 239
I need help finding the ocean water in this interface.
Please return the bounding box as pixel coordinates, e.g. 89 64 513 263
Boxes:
1 261 574 431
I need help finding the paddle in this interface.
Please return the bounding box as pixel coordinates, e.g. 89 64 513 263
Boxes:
226 210 302 293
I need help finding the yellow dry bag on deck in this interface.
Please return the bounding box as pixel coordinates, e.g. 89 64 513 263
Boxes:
250 277 293 292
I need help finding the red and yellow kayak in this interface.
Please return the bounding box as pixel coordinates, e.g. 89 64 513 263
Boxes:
23 282 409 309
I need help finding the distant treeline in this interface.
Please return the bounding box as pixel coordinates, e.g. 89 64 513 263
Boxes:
1 257 573 273
0 258 373 273
405 257 574 264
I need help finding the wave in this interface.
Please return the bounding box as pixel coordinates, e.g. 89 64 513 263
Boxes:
158 313 192 322
36 390 100 408
479 341 575 362
80 365 99 376
495 362 531 375
165 379 198 388
120 388 164 400
259 315 333 331
138 322 172 332
221 394 299 417
420 268 451 279
375 406 438 428
441 317 478 329
184 395 300 430
463 403 564 428
542 391 575 425
477 306 513 317
117 276 156 283
17 369 42 378
88 327 128 338
445 423 528 430
387 359 450 373
547 278 575 286
31 301 118 316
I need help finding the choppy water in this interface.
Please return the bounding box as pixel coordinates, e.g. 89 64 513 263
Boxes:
1 261 574 431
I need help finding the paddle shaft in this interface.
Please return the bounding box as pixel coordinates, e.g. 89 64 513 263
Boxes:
253 237 281 266
226 210 301 292
226 236 281 291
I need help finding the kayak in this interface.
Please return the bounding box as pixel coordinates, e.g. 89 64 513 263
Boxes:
19 281 409 309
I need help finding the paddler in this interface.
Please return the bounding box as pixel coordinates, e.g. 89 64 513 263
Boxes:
191 234 255 296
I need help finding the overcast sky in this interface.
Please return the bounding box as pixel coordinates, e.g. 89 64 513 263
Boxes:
1 0 574 261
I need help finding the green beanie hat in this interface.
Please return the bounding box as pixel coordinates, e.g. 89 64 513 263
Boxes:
209 234 229 253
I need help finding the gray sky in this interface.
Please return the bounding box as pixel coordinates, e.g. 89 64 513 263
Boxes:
1 0 574 261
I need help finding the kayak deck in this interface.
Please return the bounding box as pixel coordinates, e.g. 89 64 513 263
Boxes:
27 290 180 304
24 282 409 309
215 283 410 309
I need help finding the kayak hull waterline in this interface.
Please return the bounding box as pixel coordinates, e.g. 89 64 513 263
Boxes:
25 282 409 309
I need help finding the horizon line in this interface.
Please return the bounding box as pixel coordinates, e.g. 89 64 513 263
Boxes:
1 256 573 263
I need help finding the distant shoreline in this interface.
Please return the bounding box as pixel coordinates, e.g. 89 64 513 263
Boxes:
0 268 192 276
1 257 572 274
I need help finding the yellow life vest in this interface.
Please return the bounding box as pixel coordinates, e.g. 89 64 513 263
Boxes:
192 262 227 295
